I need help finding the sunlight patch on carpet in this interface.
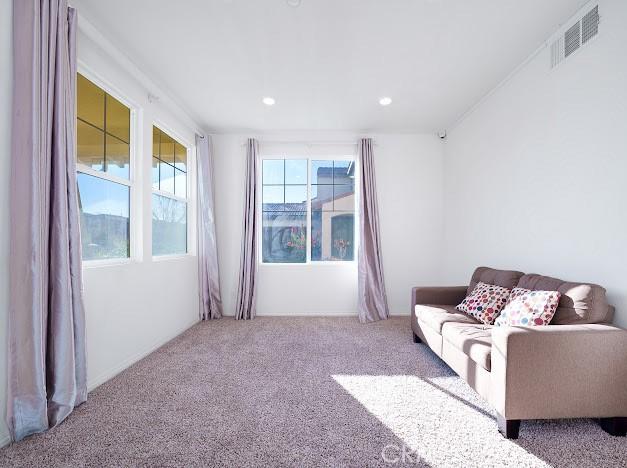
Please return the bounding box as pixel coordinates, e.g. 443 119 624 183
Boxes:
331 374 549 467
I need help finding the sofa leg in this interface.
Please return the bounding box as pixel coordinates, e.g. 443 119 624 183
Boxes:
413 333 421 344
599 417 627 436
496 413 520 439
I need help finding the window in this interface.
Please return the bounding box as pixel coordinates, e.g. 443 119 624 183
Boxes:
152 126 188 256
311 160 355 261
76 73 132 261
261 158 355 263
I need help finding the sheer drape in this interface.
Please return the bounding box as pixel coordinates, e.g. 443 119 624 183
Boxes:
8 0 87 441
357 138 390 323
235 139 259 320
196 134 223 320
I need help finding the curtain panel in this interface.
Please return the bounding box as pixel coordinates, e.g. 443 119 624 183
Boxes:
8 0 87 441
357 138 390 323
196 134 223 320
235 139 259 320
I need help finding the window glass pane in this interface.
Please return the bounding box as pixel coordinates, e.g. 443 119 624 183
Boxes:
285 185 307 211
174 168 187 198
311 210 322 261
263 159 284 184
77 173 129 260
311 184 333 211
152 127 160 156
285 159 307 184
262 186 283 210
311 160 333 184
332 184 355 210
77 74 104 128
105 94 130 143
262 212 306 263
152 194 187 256
174 142 187 172
77 120 105 171
311 210 354 261
333 160 354 184
152 157 160 190
105 135 130 179
160 132 175 165
160 162 175 194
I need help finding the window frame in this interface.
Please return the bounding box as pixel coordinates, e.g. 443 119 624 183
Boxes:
151 121 195 261
258 153 358 266
76 65 140 268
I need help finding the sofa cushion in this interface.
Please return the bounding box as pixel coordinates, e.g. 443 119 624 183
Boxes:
468 267 525 295
494 287 561 327
442 323 493 371
456 281 511 325
516 274 610 324
415 304 479 334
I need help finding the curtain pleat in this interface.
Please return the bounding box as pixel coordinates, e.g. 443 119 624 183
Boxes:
357 138 390 323
8 0 87 441
196 134 223 320
235 139 259 320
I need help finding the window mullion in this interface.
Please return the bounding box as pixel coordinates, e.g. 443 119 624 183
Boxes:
76 165 132 187
306 157 311 264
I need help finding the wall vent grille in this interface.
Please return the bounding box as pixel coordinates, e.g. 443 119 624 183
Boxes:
582 5 600 44
550 4 599 68
564 22 581 57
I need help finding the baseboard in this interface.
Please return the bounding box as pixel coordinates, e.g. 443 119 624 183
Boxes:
255 312 358 317
226 312 410 318
87 317 199 392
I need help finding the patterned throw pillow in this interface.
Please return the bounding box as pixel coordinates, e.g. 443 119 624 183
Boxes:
456 282 511 325
494 287 561 327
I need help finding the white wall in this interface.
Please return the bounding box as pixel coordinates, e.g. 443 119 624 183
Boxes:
0 0 13 448
77 32 200 388
442 0 627 327
213 133 444 317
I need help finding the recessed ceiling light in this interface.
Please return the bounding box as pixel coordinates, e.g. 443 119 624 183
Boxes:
286 0 301 6
262 97 276 106
379 97 392 106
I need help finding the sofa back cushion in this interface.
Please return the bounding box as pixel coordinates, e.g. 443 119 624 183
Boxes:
515 274 610 324
468 267 524 295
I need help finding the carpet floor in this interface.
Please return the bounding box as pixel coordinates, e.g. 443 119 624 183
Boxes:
0 317 625 467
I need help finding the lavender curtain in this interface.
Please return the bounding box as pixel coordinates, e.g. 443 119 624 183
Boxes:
235 139 259 320
196 135 223 320
7 0 87 441
357 138 390 323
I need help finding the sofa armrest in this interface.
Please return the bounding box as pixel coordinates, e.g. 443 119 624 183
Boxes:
411 286 467 310
491 324 627 420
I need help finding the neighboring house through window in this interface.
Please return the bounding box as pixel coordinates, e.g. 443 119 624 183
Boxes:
261 158 355 263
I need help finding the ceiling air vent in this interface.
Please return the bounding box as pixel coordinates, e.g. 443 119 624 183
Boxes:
550 4 599 69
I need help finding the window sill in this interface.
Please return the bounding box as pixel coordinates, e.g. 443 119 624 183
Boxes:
152 253 195 262
82 257 135 269
259 261 356 267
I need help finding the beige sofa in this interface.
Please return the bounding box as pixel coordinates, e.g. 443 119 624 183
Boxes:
411 266 627 439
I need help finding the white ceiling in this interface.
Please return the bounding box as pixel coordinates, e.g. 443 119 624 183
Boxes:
73 0 588 133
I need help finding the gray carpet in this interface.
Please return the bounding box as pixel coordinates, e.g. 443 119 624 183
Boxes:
0 317 625 467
